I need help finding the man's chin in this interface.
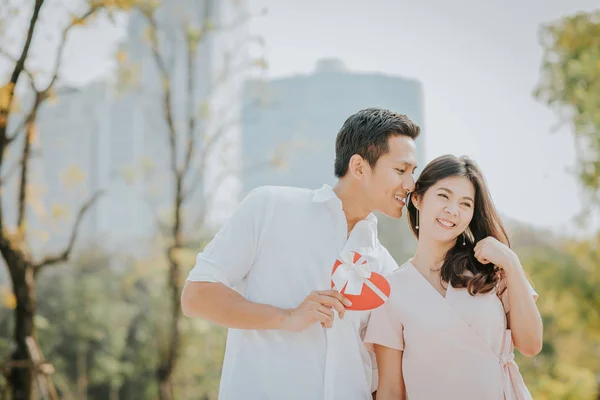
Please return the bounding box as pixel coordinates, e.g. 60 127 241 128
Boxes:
380 208 403 219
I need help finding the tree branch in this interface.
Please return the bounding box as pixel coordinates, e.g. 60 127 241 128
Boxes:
6 118 27 145
140 9 180 181
16 98 40 233
0 0 44 131
141 187 170 237
0 144 43 189
182 21 197 177
0 48 38 91
0 0 45 235
164 22 178 77
181 115 240 201
42 6 99 93
0 158 19 187
190 165 237 229
6 87 42 146
180 91 267 201
190 155 276 229
34 190 104 271
5 86 79 148
213 10 253 34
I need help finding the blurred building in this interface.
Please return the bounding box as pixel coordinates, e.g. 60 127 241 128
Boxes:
241 58 426 194
19 0 243 254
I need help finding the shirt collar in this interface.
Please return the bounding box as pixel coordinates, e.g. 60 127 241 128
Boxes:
312 184 340 204
312 184 378 224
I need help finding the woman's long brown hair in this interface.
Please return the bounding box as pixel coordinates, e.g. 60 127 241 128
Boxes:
407 155 509 295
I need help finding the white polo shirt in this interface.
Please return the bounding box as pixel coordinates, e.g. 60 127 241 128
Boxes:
187 184 398 400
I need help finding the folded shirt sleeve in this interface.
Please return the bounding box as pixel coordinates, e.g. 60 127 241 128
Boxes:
186 187 272 288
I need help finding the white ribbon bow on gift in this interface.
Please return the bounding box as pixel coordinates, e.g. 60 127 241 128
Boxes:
331 249 389 301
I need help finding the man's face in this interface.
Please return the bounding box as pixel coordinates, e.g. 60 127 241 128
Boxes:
361 135 418 218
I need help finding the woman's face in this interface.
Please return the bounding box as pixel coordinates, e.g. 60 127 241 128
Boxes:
414 176 476 244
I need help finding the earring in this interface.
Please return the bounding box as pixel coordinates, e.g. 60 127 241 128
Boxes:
462 233 466 246
415 209 419 230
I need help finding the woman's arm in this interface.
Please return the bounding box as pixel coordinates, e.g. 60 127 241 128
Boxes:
504 261 543 356
474 237 543 357
374 345 406 400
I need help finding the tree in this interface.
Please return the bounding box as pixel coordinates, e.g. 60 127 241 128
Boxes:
15 242 228 400
32 249 137 400
534 11 600 398
116 1 268 398
0 1 131 398
507 226 600 399
534 10 600 204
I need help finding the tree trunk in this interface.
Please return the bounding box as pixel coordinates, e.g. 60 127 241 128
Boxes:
158 377 173 400
157 251 182 400
8 259 36 400
156 177 184 400
76 342 88 400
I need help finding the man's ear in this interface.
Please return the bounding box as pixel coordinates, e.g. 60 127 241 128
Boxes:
348 154 366 178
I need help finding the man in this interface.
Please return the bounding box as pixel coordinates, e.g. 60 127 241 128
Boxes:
181 108 420 399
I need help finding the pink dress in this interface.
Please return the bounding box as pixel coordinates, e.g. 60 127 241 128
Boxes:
365 261 537 400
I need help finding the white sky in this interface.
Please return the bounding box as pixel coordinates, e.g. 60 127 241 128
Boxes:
2 0 598 235
244 0 600 236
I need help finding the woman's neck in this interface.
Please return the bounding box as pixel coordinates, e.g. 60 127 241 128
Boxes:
412 235 455 276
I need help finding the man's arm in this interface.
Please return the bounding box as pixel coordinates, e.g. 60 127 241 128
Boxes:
182 187 350 331
181 281 351 332
181 282 286 329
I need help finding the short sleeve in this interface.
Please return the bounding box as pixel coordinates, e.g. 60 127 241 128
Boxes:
186 187 272 288
364 300 404 352
499 278 539 314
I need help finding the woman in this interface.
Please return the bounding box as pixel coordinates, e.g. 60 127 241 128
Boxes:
365 155 542 400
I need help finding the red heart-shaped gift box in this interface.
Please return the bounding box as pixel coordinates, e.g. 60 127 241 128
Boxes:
330 251 391 311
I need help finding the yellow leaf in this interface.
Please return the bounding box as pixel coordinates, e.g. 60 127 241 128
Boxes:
3 225 18 237
61 165 86 188
0 82 15 111
253 57 268 70
34 315 49 329
115 49 128 63
143 26 154 43
198 101 210 118
171 248 196 267
28 123 37 145
71 16 87 26
186 27 203 47
36 230 50 243
162 77 170 91
271 153 287 170
141 156 155 172
1 286 16 310
9 94 20 114
51 203 69 219
204 18 216 31
26 184 47 218
46 88 58 106
116 63 141 92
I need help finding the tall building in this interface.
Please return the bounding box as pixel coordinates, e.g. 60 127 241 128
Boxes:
241 59 426 194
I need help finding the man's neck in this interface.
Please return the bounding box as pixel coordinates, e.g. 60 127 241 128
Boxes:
333 181 371 235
